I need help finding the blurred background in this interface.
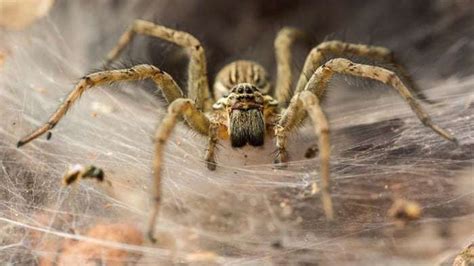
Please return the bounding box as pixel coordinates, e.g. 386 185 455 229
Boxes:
0 0 473 265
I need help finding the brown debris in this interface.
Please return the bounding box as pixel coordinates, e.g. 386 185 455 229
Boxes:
40 223 144 266
62 165 107 186
388 198 422 226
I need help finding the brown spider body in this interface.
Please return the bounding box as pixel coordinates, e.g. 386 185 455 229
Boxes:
17 20 457 242
210 62 278 147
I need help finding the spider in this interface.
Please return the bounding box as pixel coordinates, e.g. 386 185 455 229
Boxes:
17 20 457 242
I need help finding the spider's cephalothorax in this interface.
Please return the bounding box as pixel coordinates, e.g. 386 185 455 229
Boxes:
17 20 458 242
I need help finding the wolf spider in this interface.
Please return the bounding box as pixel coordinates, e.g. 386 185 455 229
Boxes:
17 20 457 242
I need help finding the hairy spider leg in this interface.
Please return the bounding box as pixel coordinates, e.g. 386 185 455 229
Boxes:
274 27 304 106
276 57 458 220
295 40 435 104
105 20 212 111
17 64 188 147
276 89 333 220
149 98 210 242
204 122 219 170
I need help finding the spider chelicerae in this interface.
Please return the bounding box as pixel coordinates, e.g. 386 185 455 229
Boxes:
17 20 457 242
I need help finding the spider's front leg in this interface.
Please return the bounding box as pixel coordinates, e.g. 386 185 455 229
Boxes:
275 91 334 220
105 20 212 111
17 64 184 147
148 98 210 242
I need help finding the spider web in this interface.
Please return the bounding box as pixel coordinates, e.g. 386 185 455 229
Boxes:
0 1 473 265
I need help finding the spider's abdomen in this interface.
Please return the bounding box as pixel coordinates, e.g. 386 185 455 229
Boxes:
213 60 271 100
229 109 265 147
